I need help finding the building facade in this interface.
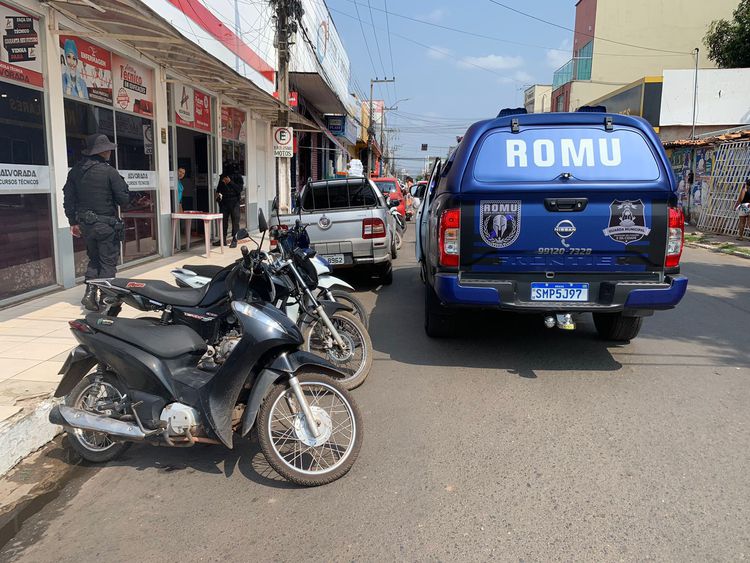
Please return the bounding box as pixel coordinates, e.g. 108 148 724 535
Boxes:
523 84 552 113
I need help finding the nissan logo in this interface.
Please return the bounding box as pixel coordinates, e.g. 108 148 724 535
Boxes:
319 216 332 230
554 220 576 247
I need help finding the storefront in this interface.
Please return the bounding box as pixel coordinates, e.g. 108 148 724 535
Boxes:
0 1 55 301
221 105 247 227
60 34 158 274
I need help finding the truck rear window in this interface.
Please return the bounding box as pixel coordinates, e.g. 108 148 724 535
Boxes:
302 181 377 210
472 127 661 183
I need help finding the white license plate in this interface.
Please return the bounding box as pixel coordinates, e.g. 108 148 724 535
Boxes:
322 254 345 265
530 283 589 302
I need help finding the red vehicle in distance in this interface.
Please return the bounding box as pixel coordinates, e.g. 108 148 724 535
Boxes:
371 177 406 218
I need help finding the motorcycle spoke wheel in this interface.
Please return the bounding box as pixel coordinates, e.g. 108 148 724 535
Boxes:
303 311 373 390
258 374 363 486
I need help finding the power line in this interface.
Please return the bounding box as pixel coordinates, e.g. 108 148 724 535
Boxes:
352 0 378 76
486 0 693 55
383 0 396 87
364 0 387 77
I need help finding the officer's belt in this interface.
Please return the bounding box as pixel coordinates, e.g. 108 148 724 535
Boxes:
77 211 118 226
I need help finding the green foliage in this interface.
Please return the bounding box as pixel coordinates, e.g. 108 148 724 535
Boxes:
704 0 750 68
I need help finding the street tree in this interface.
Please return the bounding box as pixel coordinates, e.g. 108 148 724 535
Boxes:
704 0 750 68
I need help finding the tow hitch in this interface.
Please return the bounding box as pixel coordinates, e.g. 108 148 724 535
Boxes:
544 313 576 331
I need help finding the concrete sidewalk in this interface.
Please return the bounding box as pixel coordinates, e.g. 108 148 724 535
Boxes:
685 225 750 260
0 243 245 477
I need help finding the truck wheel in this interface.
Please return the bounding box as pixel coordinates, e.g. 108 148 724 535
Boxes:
424 284 453 338
593 313 643 342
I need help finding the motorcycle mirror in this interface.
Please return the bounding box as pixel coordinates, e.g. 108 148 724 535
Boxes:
236 228 249 241
258 209 268 233
271 196 279 212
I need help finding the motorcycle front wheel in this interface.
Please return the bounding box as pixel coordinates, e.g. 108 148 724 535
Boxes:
319 288 369 329
302 311 373 390
257 373 363 486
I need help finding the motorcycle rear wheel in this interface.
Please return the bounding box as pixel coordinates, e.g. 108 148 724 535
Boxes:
257 373 363 486
302 311 373 390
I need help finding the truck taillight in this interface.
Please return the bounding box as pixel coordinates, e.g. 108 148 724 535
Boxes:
439 208 460 267
665 207 684 268
362 217 386 239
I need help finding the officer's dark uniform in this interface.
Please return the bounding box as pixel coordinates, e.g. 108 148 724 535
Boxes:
63 135 129 285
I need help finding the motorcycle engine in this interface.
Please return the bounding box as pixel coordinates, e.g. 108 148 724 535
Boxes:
215 330 241 363
160 403 200 436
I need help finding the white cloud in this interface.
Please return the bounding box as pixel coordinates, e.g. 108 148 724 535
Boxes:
427 46 453 60
459 54 523 71
496 70 535 85
546 39 572 69
421 8 447 23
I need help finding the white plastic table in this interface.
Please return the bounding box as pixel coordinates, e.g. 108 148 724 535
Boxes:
171 212 224 258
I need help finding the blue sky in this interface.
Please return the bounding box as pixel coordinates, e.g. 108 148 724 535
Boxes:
326 0 575 174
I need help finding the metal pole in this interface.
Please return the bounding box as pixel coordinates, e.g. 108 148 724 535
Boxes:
691 47 699 140
368 80 374 176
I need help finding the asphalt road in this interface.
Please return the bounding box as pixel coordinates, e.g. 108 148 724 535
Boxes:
2 232 749 562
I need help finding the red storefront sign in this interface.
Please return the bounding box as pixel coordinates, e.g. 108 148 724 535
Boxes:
0 2 43 87
174 82 212 132
193 89 211 132
112 54 154 116
221 106 246 142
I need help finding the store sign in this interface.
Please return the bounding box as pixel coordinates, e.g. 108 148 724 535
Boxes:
121 169 157 191
221 106 246 142
0 163 50 191
273 127 293 158
112 54 154 116
59 35 113 104
326 115 345 135
174 82 211 132
0 2 42 87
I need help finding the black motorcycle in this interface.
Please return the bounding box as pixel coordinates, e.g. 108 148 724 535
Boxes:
51 231 363 486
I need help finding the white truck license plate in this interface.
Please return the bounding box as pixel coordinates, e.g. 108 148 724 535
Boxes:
322 254 345 265
530 282 589 302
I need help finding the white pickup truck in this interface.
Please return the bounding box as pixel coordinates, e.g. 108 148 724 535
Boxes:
275 177 395 284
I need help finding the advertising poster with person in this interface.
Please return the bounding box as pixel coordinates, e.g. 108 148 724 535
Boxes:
0 2 42 87
174 81 211 132
221 107 246 141
59 35 112 104
112 54 153 116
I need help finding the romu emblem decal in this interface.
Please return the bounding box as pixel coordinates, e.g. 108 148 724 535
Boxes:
603 199 651 244
479 200 521 249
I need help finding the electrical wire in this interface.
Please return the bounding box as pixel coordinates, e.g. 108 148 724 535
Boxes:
352 0 378 77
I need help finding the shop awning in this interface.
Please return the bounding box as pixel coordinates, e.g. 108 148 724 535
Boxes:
290 72 347 115
47 0 319 130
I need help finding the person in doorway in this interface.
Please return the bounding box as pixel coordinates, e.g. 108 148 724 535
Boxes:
216 172 243 248
177 167 185 212
63 134 129 311
736 178 750 241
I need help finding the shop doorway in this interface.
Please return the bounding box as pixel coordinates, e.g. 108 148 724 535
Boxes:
175 126 214 245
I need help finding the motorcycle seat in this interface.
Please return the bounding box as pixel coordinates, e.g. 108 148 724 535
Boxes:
181 264 223 278
85 314 207 359
111 278 208 307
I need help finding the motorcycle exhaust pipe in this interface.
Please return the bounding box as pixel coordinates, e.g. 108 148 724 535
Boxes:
49 404 146 441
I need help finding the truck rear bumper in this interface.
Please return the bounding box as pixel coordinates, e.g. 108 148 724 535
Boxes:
433 273 688 313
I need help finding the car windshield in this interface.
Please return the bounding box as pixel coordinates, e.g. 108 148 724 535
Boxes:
375 181 398 194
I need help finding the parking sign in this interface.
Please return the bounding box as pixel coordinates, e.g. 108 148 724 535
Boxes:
273 127 293 158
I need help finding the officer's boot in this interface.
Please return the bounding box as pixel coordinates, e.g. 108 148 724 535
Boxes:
81 284 100 312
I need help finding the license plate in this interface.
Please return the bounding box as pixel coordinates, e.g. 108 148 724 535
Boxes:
322 254 345 265
530 282 589 302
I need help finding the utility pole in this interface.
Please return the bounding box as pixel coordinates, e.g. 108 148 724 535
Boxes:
272 0 302 210
367 77 395 176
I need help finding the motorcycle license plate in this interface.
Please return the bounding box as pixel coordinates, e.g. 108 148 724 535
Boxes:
530 283 589 302
322 254 345 265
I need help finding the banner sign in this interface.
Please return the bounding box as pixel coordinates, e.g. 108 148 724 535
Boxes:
60 35 112 104
0 163 50 191
121 169 157 191
112 54 154 116
174 82 211 132
0 2 42 87
221 106 246 142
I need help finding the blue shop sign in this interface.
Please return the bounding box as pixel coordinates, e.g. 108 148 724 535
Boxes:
326 115 356 144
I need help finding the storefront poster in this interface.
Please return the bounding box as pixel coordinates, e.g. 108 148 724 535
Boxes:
0 2 42 87
194 89 211 132
112 54 153 116
0 163 50 191
120 169 157 191
221 106 246 142
174 83 211 132
59 35 112 104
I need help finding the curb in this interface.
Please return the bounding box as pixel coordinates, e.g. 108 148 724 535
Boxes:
0 399 62 478
685 241 750 260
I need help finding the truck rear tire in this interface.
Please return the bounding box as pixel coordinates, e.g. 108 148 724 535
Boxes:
379 263 393 285
424 285 454 338
593 313 643 342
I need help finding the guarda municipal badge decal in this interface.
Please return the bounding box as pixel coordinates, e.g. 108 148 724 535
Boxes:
603 199 651 244
480 200 521 249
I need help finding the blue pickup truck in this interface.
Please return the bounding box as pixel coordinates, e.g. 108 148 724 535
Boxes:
416 111 688 340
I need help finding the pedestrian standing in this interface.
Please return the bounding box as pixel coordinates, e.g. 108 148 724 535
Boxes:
63 134 129 311
404 176 414 216
216 172 243 248
177 167 185 212
736 178 750 241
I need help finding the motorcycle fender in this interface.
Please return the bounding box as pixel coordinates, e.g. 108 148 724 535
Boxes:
318 275 354 291
54 346 96 398
319 300 353 316
241 351 347 436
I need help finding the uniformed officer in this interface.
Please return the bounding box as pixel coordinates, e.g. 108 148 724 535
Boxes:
63 134 130 311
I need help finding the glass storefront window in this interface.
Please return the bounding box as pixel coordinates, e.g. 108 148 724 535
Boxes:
0 81 55 300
